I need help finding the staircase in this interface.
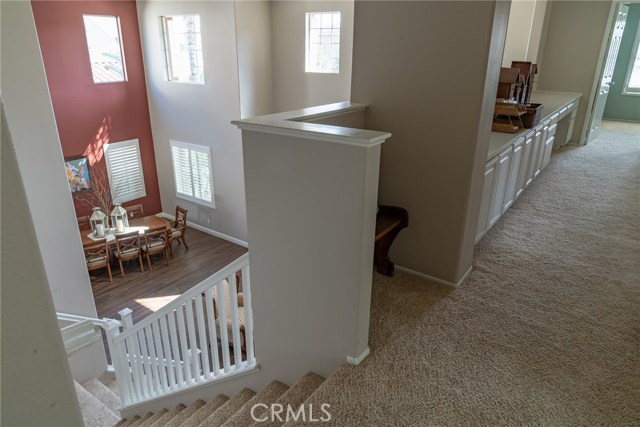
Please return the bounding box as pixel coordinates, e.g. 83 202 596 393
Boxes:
76 372 326 427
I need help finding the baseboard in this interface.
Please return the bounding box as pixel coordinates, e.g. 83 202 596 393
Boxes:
158 213 248 247
395 265 473 288
346 346 370 365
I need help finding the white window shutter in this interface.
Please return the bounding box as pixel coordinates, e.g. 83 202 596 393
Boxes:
103 139 146 203
170 140 215 208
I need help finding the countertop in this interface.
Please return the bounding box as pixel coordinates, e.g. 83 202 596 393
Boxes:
486 91 582 159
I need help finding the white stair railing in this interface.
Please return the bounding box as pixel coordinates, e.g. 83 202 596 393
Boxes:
106 253 256 406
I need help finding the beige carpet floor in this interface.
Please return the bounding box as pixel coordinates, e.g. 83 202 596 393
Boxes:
297 121 640 426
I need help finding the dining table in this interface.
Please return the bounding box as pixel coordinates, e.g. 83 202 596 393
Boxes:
81 215 172 246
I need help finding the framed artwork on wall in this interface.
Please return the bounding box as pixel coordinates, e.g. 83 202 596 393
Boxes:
65 156 92 193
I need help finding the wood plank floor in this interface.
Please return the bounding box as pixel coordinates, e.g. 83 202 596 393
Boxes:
89 226 247 325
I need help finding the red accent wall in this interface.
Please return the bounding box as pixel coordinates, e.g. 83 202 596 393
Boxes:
31 0 161 217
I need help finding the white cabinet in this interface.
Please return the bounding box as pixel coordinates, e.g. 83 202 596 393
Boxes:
526 127 543 186
503 137 524 212
516 133 533 198
476 157 498 243
542 123 557 169
533 121 549 179
489 146 512 227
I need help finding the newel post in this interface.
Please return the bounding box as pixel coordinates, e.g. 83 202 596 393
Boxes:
105 319 132 404
118 308 133 330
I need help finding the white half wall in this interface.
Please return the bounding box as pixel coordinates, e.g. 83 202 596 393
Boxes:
1 0 99 319
137 0 247 241
271 0 354 112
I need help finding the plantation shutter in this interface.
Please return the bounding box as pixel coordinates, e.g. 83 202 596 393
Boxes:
170 140 215 207
103 139 146 203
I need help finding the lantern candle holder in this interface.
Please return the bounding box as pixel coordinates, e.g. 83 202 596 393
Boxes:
90 207 109 238
110 204 129 233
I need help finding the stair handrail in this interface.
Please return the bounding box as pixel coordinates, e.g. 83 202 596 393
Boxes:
113 253 249 341
107 252 255 406
57 312 121 330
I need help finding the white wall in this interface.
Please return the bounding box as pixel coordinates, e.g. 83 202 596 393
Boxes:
350 1 510 284
235 1 274 118
137 0 247 241
537 1 614 145
1 96 84 427
503 0 537 66
1 0 100 319
271 0 354 112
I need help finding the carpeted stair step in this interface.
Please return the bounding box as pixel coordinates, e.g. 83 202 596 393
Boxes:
179 394 229 427
114 415 139 427
126 412 153 427
222 381 290 427
107 379 120 397
163 399 206 427
254 373 325 427
73 381 120 427
195 388 256 427
148 403 186 427
137 409 168 427
82 378 121 414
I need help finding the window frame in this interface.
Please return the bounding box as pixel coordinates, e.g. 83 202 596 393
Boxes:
305 11 341 74
170 140 215 208
161 14 205 85
103 139 146 204
622 19 640 96
82 14 127 84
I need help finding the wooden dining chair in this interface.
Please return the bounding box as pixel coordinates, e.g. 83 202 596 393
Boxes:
125 204 144 220
169 205 189 257
141 226 170 270
83 241 112 282
114 231 144 277
77 215 91 231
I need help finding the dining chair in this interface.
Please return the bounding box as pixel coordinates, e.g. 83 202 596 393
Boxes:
83 241 112 282
114 231 144 278
141 226 170 270
77 215 91 231
125 204 144 220
169 205 189 257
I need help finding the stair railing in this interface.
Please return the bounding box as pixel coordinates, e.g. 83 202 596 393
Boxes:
106 253 256 406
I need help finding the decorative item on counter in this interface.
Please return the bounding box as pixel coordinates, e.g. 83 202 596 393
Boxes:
492 100 526 133
110 203 129 233
521 103 544 128
511 61 537 105
497 68 523 101
90 207 109 238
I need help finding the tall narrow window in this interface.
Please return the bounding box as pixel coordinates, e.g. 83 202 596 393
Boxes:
170 140 215 207
305 11 341 74
83 15 126 83
162 15 204 84
103 139 146 203
623 21 640 95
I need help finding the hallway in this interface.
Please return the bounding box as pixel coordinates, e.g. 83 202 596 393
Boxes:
293 121 640 426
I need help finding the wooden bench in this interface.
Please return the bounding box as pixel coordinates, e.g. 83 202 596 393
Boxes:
374 205 409 276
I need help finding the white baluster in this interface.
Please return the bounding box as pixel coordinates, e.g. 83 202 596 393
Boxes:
167 311 184 386
184 299 201 382
228 272 242 368
176 305 193 383
148 322 165 392
216 280 231 372
137 330 155 396
241 265 255 364
205 287 221 376
159 316 177 390
194 292 211 379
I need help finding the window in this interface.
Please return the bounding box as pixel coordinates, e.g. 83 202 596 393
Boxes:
170 140 215 207
162 15 204 84
623 20 640 95
103 139 146 203
83 15 126 83
305 12 341 73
